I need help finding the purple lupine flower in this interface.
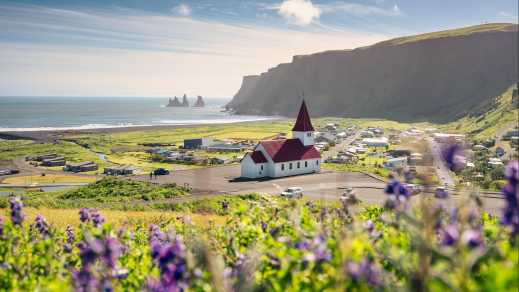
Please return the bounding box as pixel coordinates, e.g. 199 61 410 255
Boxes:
363 220 382 240
34 214 50 237
64 225 75 253
148 235 189 291
221 200 229 210
261 221 268 233
79 208 90 223
442 144 466 172
435 188 448 199
66 225 75 244
72 266 99 292
149 224 166 243
9 197 25 226
462 229 484 248
346 258 383 287
296 236 331 263
501 160 519 237
101 236 122 269
0 216 4 236
439 224 459 246
90 209 105 227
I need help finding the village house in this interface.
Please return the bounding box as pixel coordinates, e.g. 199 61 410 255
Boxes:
240 101 321 179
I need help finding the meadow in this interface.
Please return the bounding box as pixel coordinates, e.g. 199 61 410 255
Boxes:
1 163 517 291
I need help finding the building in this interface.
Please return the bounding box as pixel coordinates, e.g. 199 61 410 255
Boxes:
384 157 408 170
64 161 98 173
41 157 66 166
205 143 249 152
240 101 321 179
362 137 389 147
104 165 136 176
183 138 214 149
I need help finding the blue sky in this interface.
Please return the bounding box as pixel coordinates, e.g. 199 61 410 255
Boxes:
0 0 517 97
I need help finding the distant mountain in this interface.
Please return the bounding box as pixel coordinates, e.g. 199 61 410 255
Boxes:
227 23 518 123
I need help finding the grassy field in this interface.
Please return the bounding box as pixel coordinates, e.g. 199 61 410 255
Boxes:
0 207 227 228
1 174 98 184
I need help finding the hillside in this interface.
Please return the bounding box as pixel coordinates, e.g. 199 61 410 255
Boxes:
227 23 518 123
442 84 518 140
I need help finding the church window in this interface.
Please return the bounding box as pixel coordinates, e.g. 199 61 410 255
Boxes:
289 163 293 170
281 164 285 171
305 161 308 167
297 162 300 168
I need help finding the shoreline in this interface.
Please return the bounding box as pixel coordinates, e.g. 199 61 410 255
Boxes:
0 117 287 142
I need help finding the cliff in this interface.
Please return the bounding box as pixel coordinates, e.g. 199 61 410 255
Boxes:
227 23 518 123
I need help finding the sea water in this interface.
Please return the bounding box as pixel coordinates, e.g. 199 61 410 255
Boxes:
0 96 272 131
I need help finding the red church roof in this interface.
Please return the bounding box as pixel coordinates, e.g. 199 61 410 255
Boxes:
292 100 315 132
259 139 320 163
250 151 268 163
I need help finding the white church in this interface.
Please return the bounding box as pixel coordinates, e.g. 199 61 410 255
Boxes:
240 100 321 179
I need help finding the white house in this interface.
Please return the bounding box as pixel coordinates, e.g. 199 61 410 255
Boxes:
241 101 321 179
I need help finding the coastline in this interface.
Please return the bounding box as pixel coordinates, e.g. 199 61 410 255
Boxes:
0 117 287 142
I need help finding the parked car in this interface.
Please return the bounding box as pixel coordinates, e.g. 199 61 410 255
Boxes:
280 187 304 198
405 184 422 195
153 168 170 175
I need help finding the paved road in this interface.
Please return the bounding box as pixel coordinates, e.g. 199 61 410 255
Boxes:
136 165 505 214
426 137 456 187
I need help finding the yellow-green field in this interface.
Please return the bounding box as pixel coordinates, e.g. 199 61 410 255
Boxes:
0 208 227 228
1 174 98 184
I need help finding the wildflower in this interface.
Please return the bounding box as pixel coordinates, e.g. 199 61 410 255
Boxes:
90 209 105 227
384 179 410 212
346 258 383 287
0 216 3 236
64 225 75 253
296 236 331 263
221 200 229 210
149 224 166 243
439 224 459 246
9 197 24 226
101 236 122 269
435 188 448 199
461 228 484 248
501 160 518 237
79 208 90 223
148 235 189 291
363 220 382 240
442 144 466 172
260 221 268 233
34 214 50 237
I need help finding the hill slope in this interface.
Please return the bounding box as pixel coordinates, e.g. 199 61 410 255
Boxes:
227 23 518 123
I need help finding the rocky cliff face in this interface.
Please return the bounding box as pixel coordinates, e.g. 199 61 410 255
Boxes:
227 23 518 123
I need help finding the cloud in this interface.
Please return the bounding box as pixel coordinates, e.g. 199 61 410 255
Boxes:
0 3 391 97
172 4 191 16
274 0 321 26
319 2 403 17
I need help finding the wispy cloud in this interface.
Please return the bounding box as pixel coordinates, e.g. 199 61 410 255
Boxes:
172 3 191 16
319 2 403 17
0 3 390 97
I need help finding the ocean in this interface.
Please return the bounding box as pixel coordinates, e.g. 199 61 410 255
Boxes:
0 96 272 132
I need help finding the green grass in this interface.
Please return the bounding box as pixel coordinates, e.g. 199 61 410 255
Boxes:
378 23 517 46
441 84 518 141
0 177 189 210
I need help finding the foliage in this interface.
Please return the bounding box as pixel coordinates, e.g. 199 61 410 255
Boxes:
1 182 518 291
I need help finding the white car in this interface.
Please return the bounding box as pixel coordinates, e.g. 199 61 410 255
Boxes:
280 187 304 198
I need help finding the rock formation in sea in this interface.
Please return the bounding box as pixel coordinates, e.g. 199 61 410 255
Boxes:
194 96 205 107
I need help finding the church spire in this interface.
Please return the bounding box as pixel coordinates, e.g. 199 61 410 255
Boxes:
292 100 315 132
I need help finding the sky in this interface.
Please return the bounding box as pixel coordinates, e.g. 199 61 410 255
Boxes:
0 0 517 97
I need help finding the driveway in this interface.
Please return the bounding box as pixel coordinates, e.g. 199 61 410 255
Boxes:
136 165 505 214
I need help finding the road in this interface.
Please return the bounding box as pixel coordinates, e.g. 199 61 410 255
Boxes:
136 165 505 214
323 132 360 159
426 137 456 187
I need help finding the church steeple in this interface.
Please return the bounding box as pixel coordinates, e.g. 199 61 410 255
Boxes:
292 100 315 132
292 100 315 146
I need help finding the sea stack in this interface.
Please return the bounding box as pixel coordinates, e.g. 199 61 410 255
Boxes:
194 95 205 107
181 94 189 107
167 96 182 107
